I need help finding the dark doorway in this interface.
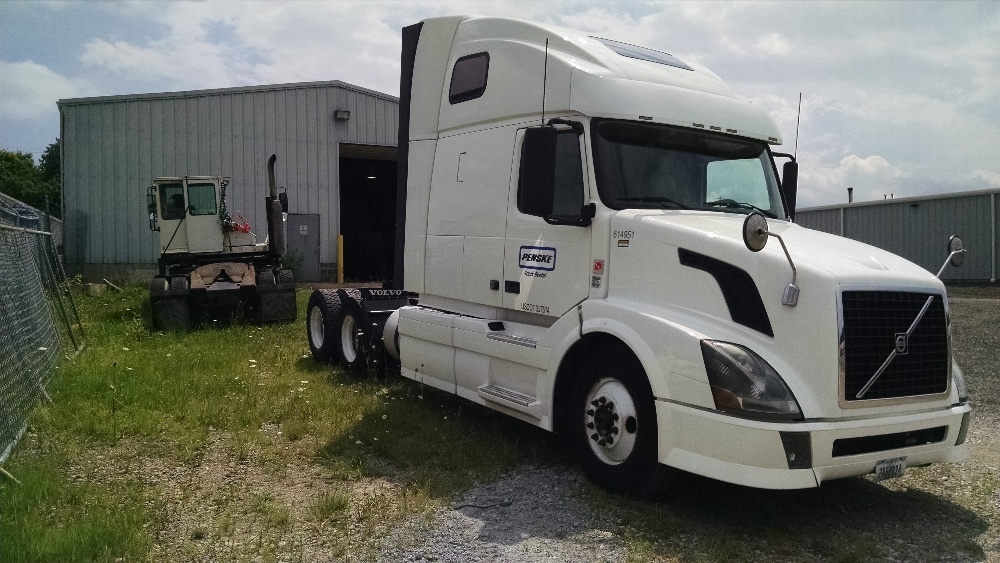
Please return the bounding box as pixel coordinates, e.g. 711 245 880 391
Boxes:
339 144 397 282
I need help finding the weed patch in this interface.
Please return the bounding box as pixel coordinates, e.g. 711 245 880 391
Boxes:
0 285 569 561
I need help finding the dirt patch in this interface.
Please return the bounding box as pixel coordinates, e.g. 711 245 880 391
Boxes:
64 429 421 563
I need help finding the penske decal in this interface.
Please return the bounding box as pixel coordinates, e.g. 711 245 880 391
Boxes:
519 246 556 271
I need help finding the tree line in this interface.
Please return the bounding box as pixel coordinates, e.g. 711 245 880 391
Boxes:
0 140 61 218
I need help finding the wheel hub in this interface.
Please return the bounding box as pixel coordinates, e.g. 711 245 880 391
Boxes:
309 307 325 349
584 378 639 464
341 315 358 363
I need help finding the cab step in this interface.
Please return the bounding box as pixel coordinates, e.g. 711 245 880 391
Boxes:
478 384 543 419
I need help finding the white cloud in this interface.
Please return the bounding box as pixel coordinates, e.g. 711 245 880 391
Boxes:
0 60 89 119
753 33 791 57
971 169 1000 188
798 154 908 206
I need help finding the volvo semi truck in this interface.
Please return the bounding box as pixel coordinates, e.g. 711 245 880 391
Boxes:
306 16 971 495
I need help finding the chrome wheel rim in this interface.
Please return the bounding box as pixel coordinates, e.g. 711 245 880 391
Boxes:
341 314 358 363
308 306 324 350
584 378 638 464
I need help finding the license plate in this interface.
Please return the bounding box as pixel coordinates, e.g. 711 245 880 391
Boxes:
873 456 907 482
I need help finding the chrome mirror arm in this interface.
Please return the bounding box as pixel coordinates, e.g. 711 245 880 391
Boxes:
742 211 800 307
768 232 800 307
768 232 797 287
936 249 966 278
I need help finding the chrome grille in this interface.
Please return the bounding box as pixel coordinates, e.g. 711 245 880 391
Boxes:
842 291 948 401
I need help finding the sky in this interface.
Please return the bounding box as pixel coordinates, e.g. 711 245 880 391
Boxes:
1 0 998 208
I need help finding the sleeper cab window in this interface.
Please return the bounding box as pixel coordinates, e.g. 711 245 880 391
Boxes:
449 52 489 104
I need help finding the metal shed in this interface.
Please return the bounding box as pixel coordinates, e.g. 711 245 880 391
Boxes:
796 189 999 282
58 81 399 282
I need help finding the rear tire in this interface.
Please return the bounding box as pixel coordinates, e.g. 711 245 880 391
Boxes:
152 276 190 331
568 344 673 496
169 275 189 291
257 269 275 285
307 290 341 362
335 299 369 373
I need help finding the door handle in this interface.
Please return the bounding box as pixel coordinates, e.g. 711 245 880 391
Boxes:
504 281 520 294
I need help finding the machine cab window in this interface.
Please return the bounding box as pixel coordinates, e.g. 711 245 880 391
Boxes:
186 182 218 216
159 182 185 220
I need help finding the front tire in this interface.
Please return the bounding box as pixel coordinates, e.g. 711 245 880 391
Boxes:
307 290 341 362
569 345 672 496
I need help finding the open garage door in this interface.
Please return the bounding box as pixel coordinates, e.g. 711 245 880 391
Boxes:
339 144 397 282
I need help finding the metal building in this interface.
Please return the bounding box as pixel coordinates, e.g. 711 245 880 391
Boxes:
58 81 399 282
796 189 999 282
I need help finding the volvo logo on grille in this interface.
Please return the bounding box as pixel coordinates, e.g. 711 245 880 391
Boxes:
895 333 909 355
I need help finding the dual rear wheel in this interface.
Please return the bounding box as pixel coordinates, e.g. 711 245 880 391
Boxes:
307 290 368 372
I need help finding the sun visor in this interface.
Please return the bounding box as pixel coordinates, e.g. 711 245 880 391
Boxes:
571 72 783 145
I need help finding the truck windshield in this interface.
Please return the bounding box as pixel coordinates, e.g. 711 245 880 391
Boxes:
592 119 784 218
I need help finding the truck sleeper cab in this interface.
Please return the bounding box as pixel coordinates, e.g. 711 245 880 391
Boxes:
307 15 970 495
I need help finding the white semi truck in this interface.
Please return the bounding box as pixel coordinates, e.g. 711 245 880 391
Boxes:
306 16 971 494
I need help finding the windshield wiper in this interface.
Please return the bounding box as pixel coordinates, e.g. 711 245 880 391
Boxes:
616 196 691 209
705 198 777 218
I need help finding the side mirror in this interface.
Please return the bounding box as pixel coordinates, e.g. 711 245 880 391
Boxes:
743 212 769 252
545 202 596 227
517 126 557 218
948 235 965 267
278 191 289 214
781 161 798 221
936 235 966 278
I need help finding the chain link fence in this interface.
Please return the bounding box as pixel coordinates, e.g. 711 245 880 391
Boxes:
0 201 83 468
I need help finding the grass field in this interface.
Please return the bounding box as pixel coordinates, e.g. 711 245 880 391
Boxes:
0 285 568 562
1 285 996 562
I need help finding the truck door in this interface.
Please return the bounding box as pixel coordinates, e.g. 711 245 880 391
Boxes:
184 178 224 254
156 179 189 254
502 126 592 317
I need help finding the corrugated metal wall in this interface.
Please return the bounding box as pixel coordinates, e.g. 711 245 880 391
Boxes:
59 81 398 275
797 190 999 281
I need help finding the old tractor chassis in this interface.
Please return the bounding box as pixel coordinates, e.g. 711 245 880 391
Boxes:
150 251 296 330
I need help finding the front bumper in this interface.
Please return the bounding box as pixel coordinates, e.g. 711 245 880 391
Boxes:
657 400 971 489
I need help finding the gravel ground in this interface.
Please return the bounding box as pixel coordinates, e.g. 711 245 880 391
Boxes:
371 296 999 563
378 467 624 563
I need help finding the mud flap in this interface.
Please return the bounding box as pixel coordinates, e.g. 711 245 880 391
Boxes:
259 280 296 322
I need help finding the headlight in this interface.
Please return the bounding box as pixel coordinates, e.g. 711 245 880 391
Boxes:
700 341 802 420
953 361 968 404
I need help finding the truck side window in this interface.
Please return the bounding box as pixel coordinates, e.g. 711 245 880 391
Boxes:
449 52 489 104
551 132 585 216
160 183 185 220
186 182 218 216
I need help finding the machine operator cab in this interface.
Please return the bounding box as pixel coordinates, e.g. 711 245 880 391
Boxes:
147 176 225 255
